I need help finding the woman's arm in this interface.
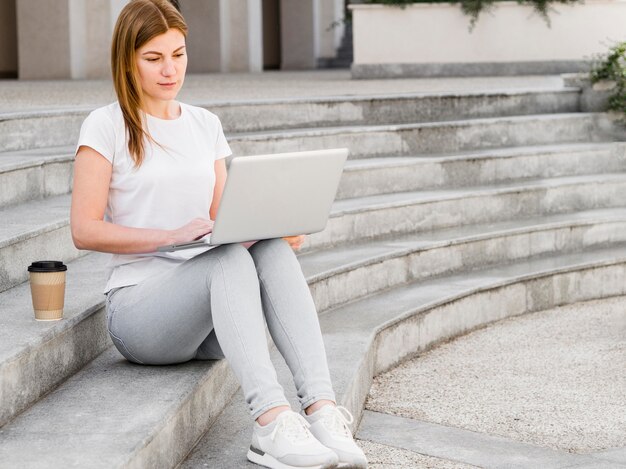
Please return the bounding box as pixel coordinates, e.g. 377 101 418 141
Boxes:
209 158 227 221
71 146 211 254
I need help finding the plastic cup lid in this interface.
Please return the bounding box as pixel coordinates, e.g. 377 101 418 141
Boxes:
27 261 68 273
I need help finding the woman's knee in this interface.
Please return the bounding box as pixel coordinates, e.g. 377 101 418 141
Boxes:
249 238 291 263
206 243 258 281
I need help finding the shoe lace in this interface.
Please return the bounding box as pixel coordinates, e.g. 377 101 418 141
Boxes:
270 412 313 444
321 405 354 438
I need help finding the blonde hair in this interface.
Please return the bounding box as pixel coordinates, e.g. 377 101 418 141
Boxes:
111 0 188 168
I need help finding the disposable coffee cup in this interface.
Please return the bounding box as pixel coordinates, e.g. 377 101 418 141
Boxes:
27 261 67 321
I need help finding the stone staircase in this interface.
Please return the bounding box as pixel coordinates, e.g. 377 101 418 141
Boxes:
1 81 626 468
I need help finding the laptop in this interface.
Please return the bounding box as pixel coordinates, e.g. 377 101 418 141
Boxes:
157 148 349 252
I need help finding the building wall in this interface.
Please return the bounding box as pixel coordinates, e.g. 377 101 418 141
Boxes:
0 0 18 78
17 0 72 79
280 0 315 69
10 0 344 79
181 0 222 73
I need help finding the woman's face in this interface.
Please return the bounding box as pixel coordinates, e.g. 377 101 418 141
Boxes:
135 28 187 106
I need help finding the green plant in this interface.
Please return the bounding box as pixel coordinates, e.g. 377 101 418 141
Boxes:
362 0 581 30
591 42 626 115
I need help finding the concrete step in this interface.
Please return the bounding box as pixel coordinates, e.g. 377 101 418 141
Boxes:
3 171 626 293
0 345 240 469
0 252 110 428
227 113 616 159
3 208 626 429
4 141 623 209
3 141 623 208
303 207 626 311
338 142 626 199
0 146 74 208
0 108 89 153
3 243 626 468
209 87 580 133
309 172 626 250
0 194 81 294
3 171 625 293
182 244 626 468
0 89 581 152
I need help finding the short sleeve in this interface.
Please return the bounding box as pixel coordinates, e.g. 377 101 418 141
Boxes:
75 109 116 163
214 116 232 161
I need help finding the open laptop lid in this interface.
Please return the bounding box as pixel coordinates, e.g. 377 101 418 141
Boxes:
156 148 349 252
209 147 349 245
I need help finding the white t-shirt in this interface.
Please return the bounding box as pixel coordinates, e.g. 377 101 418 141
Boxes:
75 101 232 294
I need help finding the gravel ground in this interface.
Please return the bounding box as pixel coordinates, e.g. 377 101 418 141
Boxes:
366 296 626 453
0 71 565 112
356 439 480 469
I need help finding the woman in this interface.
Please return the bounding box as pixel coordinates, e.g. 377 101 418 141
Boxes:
69 1 367 468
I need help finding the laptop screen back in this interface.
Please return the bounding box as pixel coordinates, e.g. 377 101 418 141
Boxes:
210 148 348 245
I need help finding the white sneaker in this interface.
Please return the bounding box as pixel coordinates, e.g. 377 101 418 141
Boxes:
248 410 339 469
304 405 368 469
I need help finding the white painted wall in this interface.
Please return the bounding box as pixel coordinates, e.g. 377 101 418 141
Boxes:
352 1 626 64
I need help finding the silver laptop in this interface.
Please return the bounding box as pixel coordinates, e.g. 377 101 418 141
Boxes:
157 148 349 251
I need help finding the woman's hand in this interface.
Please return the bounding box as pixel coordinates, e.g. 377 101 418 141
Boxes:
168 218 214 244
283 235 306 251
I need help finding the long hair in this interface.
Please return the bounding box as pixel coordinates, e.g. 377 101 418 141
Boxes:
111 0 188 168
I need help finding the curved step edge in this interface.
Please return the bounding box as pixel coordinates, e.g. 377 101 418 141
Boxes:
181 247 626 468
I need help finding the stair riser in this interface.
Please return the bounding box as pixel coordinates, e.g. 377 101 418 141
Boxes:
0 308 109 428
2 178 623 293
0 344 241 469
337 145 626 199
308 179 626 250
0 113 85 153
182 256 626 467
0 92 579 152
345 263 626 433
127 360 239 469
211 90 579 133
228 115 609 159
0 160 73 208
2 143 624 209
0 226 83 293
308 222 626 312
4 220 624 429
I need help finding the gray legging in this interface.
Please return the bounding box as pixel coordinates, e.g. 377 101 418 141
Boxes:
105 238 336 420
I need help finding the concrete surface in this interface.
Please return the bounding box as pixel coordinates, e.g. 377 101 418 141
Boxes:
336 142 626 200
0 71 567 112
0 346 239 469
2 70 624 468
356 439 479 469
225 113 613 159
357 411 626 469
182 251 626 468
366 296 626 453
3 142 624 209
5 207 626 434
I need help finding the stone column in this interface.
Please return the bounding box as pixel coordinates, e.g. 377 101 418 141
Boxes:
180 0 222 73
280 0 343 69
17 0 71 79
280 0 316 69
16 0 125 79
181 0 262 73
